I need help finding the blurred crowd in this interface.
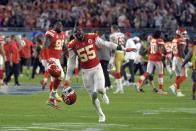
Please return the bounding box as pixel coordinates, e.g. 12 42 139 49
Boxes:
0 0 195 30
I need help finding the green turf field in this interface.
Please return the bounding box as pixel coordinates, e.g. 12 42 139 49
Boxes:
0 71 195 131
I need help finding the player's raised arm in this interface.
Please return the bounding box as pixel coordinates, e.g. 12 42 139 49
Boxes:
95 37 124 50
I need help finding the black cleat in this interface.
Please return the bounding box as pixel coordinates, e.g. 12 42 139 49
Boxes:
153 88 158 93
192 95 195 100
139 88 145 92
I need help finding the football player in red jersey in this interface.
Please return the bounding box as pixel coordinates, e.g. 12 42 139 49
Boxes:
0 34 6 86
136 31 167 95
43 21 66 109
64 27 122 122
169 27 188 97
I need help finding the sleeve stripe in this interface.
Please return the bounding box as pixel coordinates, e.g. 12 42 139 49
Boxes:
46 31 54 37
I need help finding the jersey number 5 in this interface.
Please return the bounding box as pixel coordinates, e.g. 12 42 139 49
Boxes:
77 44 96 62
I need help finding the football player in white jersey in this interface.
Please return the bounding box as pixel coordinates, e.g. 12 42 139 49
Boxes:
109 25 126 94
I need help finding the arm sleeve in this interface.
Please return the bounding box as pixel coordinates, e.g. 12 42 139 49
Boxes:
182 47 192 67
65 49 77 80
95 37 117 50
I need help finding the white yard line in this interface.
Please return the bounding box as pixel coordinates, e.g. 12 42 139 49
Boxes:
130 127 196 131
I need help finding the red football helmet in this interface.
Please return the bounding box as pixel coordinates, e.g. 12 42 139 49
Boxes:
176 27 188 39
47 61 61 78
62 86 77 105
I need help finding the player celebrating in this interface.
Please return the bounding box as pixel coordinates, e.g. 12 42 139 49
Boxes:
169 27 188 97
136 31 167 94
43 21 66 108
109 25 126 94
64 27 122 122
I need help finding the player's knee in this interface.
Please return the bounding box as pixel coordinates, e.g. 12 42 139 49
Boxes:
143 72 149 79
158 74 164 78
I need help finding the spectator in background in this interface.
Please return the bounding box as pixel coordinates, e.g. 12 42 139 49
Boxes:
20 34 34 76
4 35 21 86
31 36 45 79
0 0 195 29
3 36 11 80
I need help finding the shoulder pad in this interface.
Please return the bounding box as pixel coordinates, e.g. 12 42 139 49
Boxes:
45 30 55 37
86 33 98 38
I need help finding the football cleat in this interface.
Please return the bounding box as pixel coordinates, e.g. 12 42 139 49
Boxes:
169 85 176 95
47 98 60 109
134 83 144 93
176 91 185 97
113 89 124 94
102 94 109 104
153 88 158 93
99 114 106 123
62 86 77 105
51 91 63 102
158 89 168 95
192 95 195 100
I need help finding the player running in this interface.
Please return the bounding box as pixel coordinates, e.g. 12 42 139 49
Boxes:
64 27 123 122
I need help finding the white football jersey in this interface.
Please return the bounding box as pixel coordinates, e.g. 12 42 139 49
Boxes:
109 32 126 46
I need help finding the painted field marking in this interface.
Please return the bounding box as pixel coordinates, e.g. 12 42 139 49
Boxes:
0 122 129 131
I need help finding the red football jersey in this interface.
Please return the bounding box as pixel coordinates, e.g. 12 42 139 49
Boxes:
148 38 164 61
45 30 65 59
172 37 186 57
67 33 100 69
10 40 20 64
20 38 34 59
4 42 11 62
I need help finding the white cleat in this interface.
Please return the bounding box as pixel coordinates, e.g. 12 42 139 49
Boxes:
51 91 63 102
158 89 168 95
113 89 124 94
135 83 141 92
99 114 106 123
123 81 129 86
169 85 176 95
0 85 8 94
102 94 109 104
177 92 185 97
